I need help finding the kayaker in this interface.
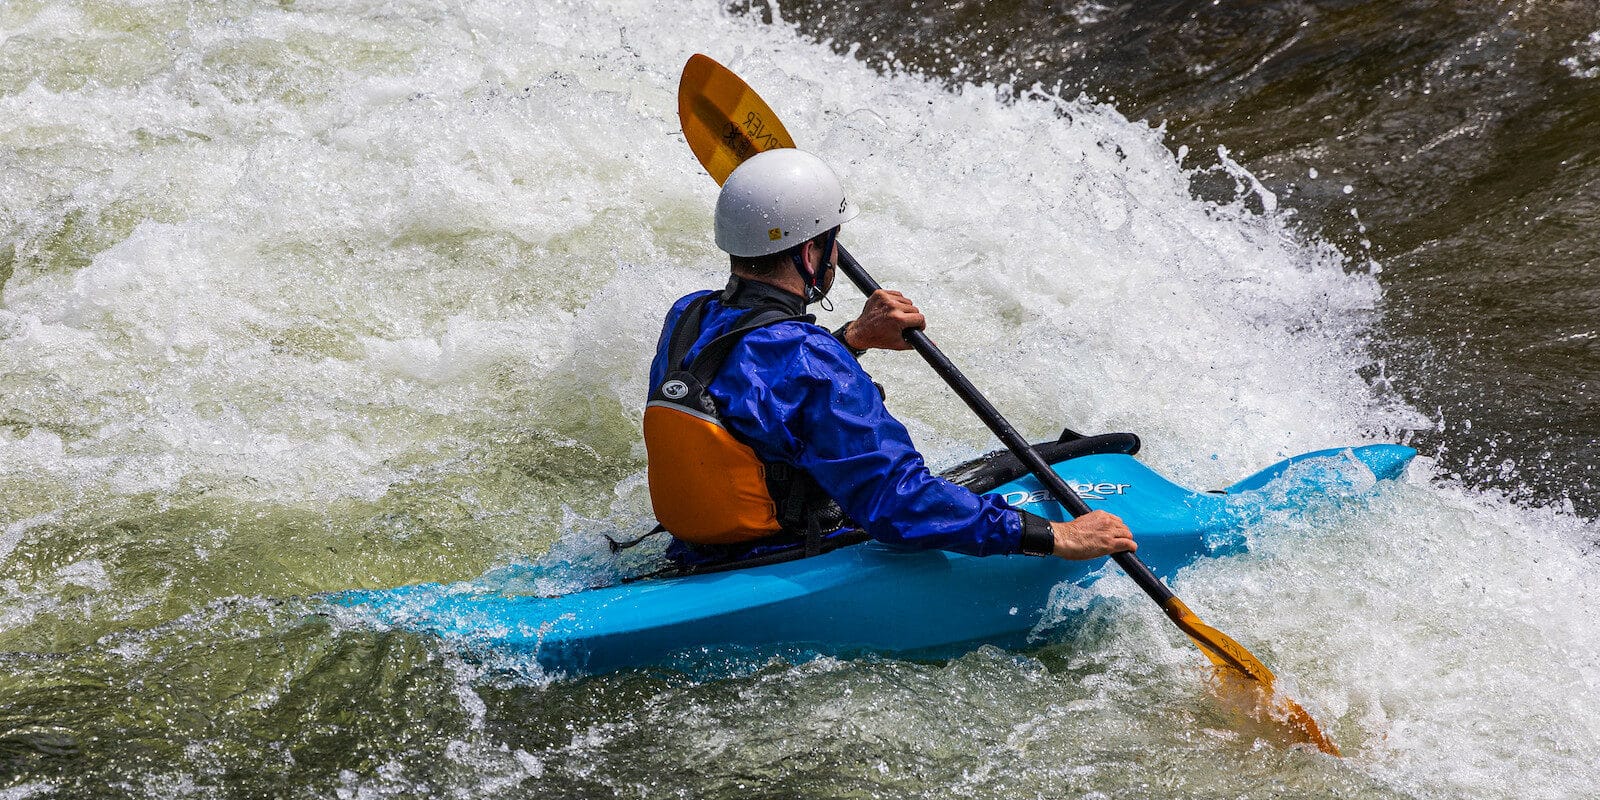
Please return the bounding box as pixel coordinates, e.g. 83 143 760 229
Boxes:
645 148 1134 567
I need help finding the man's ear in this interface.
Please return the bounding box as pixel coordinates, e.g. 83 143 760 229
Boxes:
792 240 811 275
803 238 825 271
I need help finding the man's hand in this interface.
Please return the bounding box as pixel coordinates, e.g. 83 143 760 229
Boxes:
843 290 926 351
1050 510 1135 560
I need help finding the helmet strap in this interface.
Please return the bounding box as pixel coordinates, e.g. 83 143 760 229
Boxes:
790 250 820 304
792 227 841 307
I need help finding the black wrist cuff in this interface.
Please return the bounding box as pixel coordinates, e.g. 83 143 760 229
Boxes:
1018 511 1055 557
832 322 867 358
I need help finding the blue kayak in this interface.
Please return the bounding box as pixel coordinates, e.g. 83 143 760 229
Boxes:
329 434 1414 676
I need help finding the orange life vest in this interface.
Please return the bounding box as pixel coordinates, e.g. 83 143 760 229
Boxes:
644 294 812 544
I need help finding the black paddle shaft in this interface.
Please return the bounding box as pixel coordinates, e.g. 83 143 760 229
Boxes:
835 245 1175 606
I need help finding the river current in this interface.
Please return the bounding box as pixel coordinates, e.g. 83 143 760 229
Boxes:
2 1 1597 797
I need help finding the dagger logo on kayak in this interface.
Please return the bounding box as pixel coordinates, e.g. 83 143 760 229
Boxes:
1002 483 1130 505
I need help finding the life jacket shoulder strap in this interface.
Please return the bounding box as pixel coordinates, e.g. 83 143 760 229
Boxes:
683 306 810 385
663 293 717 373
663 291 812 386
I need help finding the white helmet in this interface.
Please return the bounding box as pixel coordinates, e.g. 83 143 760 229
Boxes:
714 149 859 258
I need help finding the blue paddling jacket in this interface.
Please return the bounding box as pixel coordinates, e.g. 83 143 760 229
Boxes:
649 277 1054 563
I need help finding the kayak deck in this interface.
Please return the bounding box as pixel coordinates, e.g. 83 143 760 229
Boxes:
328 443 1414 677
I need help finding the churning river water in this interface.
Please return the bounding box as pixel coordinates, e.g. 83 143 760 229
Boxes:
2 0 1598 797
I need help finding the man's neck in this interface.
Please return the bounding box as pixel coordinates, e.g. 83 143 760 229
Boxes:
723 273 808 314
730 268 806 298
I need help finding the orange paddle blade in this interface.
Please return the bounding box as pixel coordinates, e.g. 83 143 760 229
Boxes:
678 54 796 185
1164 598 1340 755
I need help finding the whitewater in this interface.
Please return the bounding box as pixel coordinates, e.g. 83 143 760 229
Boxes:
1 0 1597 797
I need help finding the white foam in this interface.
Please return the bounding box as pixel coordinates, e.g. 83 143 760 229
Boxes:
1561 31 1600 79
